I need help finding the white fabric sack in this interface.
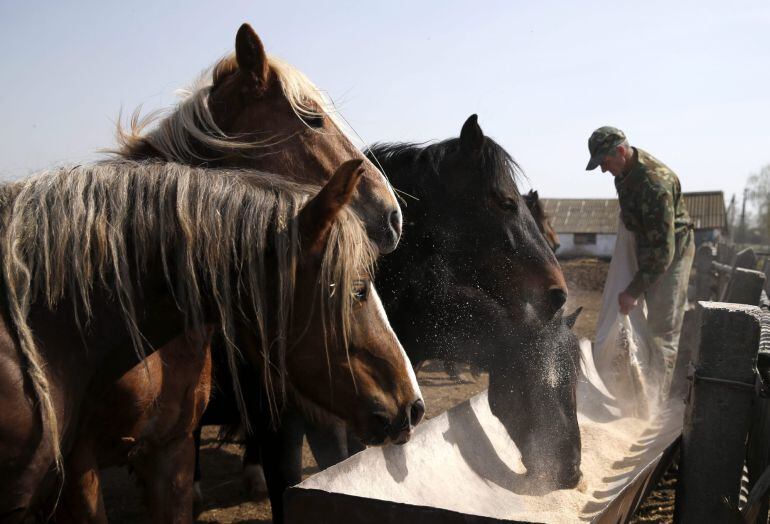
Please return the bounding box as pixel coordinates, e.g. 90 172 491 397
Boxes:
592 217 665 418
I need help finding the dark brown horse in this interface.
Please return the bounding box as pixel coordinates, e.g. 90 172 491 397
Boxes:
0 161 421 521
117 23 402 256
524 190 560 252
366 115 580 488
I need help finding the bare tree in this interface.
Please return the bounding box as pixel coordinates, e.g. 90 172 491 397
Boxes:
746 164 770 244
727 193 737 237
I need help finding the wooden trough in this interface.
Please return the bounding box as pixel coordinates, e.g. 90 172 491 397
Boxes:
285 244 770 523
285 341 683 524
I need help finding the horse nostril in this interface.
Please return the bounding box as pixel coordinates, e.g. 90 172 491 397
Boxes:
553 244 561 252
549 288 567 312
410 398 425 426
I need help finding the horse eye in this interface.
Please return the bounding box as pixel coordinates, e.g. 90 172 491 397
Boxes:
352 280 369 301
300 113 325 129
497 198 518 212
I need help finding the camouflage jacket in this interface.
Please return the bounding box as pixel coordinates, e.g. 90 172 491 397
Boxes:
615 148 692 297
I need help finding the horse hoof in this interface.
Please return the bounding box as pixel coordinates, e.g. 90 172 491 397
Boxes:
192 481 205 517
242 464 267 498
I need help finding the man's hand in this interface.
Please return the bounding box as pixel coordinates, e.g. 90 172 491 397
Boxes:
618 290 638 315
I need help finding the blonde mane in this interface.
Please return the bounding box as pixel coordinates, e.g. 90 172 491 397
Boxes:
0 160 375 471
114 54 349 163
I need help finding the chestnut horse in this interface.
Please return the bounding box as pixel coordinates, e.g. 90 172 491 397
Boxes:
117 23 402 256
0 161 422 521
524 190 560 252
2 22 404 522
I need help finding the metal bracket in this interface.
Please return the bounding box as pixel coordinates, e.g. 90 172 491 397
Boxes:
687 362 758 395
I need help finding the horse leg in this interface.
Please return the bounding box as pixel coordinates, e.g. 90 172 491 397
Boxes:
259 409 304 524
443 359 462 382
130 327 213 523
305 420 349 470
346 430 366 456
191 426 204 517
241 433 267 498
133 435 197 524
54 444 107 524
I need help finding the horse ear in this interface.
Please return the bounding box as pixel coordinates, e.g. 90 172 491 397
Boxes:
532 190 539 199
299 159 365 260
460 114 485 155
565 307 583 329
524 190 534 203
235 23 270 86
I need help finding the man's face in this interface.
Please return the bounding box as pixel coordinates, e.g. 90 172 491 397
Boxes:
599 147 625 177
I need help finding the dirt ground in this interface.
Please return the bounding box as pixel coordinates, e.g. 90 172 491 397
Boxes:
100 362 491 523
101 257 675 523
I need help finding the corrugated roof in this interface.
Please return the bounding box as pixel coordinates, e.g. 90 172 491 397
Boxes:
541 199 619 234
683 191 728 230
541 191 727 234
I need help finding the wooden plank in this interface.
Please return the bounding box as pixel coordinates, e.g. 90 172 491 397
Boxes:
285 489 521 524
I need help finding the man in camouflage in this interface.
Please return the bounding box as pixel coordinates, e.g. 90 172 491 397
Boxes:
586 126 694 393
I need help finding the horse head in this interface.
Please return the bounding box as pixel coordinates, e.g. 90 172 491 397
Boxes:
376 114 567 327
119 23 401 254
487 307 584 490
283 160 423 446
446 115 566 322
524 190 560 253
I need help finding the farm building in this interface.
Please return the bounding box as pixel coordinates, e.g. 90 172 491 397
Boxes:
542 191 728 258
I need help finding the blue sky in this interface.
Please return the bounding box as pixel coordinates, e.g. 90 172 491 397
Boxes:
1 1 768 199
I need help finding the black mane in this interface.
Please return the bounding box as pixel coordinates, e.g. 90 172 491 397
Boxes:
367 137 524 200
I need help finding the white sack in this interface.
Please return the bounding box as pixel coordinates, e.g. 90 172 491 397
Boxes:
592 218 665 418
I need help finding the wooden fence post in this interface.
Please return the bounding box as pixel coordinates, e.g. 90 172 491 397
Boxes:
746 292 770 524
694 244 715 302
674 301 762 523
723 268 766 305
735 248 758 271
718 242 737 265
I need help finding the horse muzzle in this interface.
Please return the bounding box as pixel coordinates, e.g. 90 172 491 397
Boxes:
368 207 402 255
361 397 425 446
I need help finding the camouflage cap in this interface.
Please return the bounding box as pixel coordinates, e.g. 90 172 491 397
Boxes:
585 126 626 171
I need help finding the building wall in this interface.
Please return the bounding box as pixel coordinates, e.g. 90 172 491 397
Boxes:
694 228 722 246
557 229 721 259
557 233 617 258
